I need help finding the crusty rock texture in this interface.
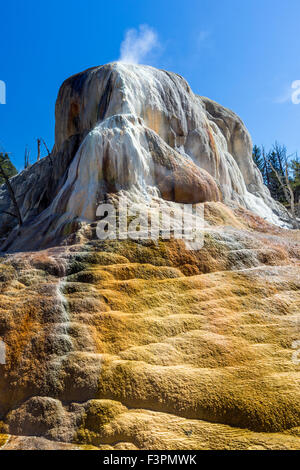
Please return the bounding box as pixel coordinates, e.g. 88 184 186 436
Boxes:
0 63 291 252
0 64 299 450
0 204 299 450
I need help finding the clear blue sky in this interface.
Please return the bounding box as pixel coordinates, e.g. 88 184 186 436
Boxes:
1 0 300 170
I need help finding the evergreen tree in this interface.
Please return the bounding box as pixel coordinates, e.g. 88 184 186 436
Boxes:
252 145 268 184
253 143 299 221
252 145 263 171
0 152 22 226
0 153 17 185
266 148 286 203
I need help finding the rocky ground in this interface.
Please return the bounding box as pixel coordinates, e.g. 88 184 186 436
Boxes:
0 202 299 450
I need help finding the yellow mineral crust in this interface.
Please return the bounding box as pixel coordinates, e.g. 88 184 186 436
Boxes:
0 203 299 450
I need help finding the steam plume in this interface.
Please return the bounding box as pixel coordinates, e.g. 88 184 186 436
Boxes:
119 25 159 64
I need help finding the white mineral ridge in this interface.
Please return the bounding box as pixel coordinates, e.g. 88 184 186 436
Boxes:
0 63 291 251
53 62 286 224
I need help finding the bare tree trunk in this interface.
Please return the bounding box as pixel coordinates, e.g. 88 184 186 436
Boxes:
42 139 53 166
0 155 23 226
262 147 270 187
268 157 298 227
268 159 291 203
41 139 50 156
37 138 41 161
285 163 295 218
24 147 30 169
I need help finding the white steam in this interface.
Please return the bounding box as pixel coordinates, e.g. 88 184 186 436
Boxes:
119 25 159 64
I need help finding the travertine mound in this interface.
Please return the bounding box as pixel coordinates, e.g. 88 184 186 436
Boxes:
0 203 299 450
0 63 291 252
0 64 299 450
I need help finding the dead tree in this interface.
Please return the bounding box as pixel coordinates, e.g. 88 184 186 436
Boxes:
41 138 53 166
0 153 23 226
24 147 30 169
37 138 41 161
41 139 50 156
261 146 270 187
267 156 297 226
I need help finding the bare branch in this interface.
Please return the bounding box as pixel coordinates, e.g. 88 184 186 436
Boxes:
267 158 291 203
284 162 295 218
41 139 53 166
37 138 41 161
41 139 50 156
2 210 18 219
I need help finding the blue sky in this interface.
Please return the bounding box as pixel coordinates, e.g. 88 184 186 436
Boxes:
0 0 300 170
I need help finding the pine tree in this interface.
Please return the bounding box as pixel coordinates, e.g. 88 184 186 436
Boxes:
0 153 22 226
266 149 286 203
252 145 263 171
253 143 299 221
0 153 17 185
252 145 268 184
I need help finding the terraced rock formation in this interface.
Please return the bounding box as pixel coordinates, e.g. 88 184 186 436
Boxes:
0 64 299 450
0 203 299 449
0 63 292 253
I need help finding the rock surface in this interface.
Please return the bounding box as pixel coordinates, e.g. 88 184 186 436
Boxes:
0 63 291 252
0 203 299 450
0 64 299 450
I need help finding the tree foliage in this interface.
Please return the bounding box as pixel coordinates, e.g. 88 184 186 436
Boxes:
0 153 17 185
253 143 299 218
